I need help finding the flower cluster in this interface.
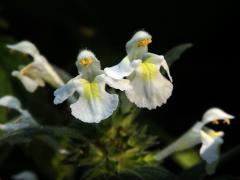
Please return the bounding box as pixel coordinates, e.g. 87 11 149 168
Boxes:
52 31 173 123
7 31 173 123
3 30 234 176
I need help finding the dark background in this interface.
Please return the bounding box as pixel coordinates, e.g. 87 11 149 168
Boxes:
0 0 239 177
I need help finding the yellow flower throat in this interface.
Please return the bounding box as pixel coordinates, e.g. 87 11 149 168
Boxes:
82 79 100 100
140 58 158 80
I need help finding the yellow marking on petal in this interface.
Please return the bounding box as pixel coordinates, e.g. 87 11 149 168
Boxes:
140 59 158 80
212 120 220 125
137 38 152 47
79 57 93 66
20 64 32 75
82 79 100 100
207 130 223 138
223 119 231 125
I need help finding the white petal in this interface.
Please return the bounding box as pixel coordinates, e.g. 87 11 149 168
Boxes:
7 41 40 58
158 56 173 82
0 119 30 133
131 59 142 68
104 56 134 80
12 71 40 93
143 53 172 82
53 76 82 104
0 111 38 133
70 75 118 123
126 61 173 109
103 74 132 91
205 160 219 175
0 95 22 111
32 56 64 88
202 108 234 124
200 130 223 175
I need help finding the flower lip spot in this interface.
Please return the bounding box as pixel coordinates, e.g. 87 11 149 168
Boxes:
137 38 152 47
207 130 224 138
79 57 93 66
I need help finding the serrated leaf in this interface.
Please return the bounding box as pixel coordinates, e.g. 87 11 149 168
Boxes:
134 166 177 180
165 43 193 66
117 169 143 180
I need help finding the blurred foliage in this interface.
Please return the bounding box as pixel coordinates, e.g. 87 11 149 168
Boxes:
173 149 201 169
165 43 193 67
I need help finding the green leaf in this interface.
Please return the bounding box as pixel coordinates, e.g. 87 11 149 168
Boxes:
165 43 193 66
117 170 143 180
0 67 13 123
0 126 88 145
135 166 177 180
119 166 177 180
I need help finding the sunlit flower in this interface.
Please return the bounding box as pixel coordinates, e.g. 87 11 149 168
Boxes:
54 50 130 123
104 31 173 109
0 95 38 134
7 41 64 92
155 108 234 175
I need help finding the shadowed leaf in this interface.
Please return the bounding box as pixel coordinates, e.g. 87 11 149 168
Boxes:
165 43 193 66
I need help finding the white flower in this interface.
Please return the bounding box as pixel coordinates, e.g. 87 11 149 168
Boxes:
0 95 38 134
104 31 173 109
7 41 64 92
155 108 234 175
12 170 38 180
54 50 130 123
